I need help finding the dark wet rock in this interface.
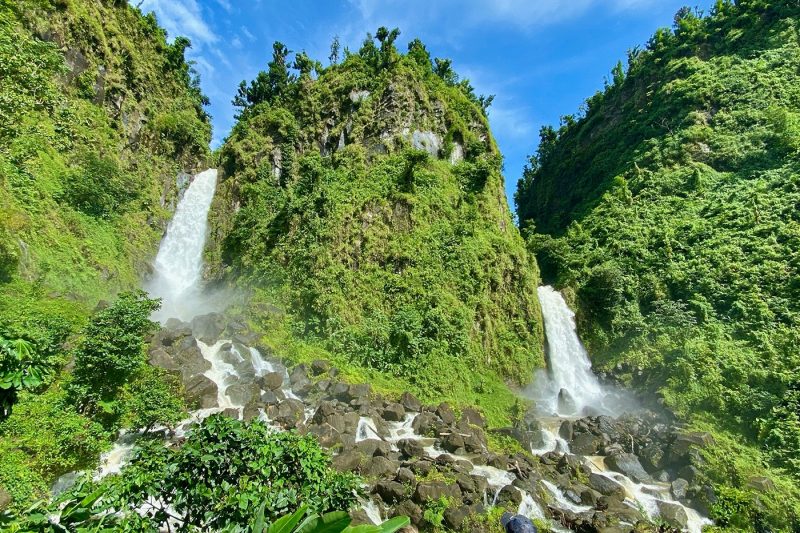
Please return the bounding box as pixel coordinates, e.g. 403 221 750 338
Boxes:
500 512 537 533
441 432 466 454
678 464 700 483
315 378 331 393
266 399 305 427
588 473 626 500
443 505 470 530
289 364 309 386
348 508 372 526
349 383 372 401
221 407 240 419
191 312 226 344
435 403 456 425
657 501 688 529
486 453 507 470
493 427 537 452
570 432 602 455
310 359 331 376
413 480 461 503
558 388 576 413
242 404 261 421
400 392 422 412
394 500 423 526
183 374 218 408
308 423 342 448
639 444 666 473
375 480 406 503
463 427 487 454
558 420 573 441
260 371 284 391
580 487 601 506
361 456 399 478
671 478 689 500
260 389 284 406
653 470 671 482
382 402 406 422
412 412 443 436
396 466 416 485
497 485 523 506
409 458 434 476
605 452 652 483
398 438 425 459
225 382 260 406
461 407 485 428
332 450 363 472
357 439 392 458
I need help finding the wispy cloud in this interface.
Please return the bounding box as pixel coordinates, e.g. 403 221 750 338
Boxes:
138 0 217 48
241 26 256 42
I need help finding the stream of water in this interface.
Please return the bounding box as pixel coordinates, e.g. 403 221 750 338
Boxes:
59 169 712 532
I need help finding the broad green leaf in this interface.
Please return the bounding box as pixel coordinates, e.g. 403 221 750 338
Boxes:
267 505 307 533
295 511 351 533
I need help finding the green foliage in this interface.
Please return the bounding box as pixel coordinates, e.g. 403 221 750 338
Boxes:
256 505 409 533
58 152 139 219
515 1 800 528
213 33 543 405
120 364 186 432
2 415 362 531
69 291 160 416
422 496 450 530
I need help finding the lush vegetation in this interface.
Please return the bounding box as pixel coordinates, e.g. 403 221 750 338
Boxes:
0 0 208 511
515 1 800 529
1 415 364 531
211 30 544 411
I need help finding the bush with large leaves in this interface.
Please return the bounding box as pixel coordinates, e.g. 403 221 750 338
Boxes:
0 415 362 531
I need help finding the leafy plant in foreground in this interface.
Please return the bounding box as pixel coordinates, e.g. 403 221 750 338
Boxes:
0 336 44 418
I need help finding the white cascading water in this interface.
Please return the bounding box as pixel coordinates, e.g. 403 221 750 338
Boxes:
147 168 218 323
532 285 630 417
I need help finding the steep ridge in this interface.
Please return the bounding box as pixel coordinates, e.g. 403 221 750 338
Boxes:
208 34 544 416
0 0 209 509
515 1 800 528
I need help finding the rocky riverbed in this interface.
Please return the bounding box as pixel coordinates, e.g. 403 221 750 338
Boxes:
135 312 715 533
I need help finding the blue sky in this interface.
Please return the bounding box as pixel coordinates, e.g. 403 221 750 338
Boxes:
138 0 713 206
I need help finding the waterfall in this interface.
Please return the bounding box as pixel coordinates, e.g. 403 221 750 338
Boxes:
532 285 631 417
147 169 218 322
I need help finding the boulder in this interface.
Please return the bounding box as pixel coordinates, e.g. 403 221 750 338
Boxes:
398 438 426 459
183 374 218 408
588 473 626 500
0 488 12 511
225 382 260 406
460 407 485 428
357 439 392 458
435 403 456 425
441 432 466 454
310 359 331 376
308 423 342 448
361 456 399 478
605 453 652 483
443 506 470 530
260 390 283 406
656 501 688 529
332 450 363 472
413 480 461 504
497 485 523 506
267 399 305 427
374 480 406 503
557 388 577 414
400 392 422 412
671 478 689 500
382 402 406 422
558 420 573 441
639 444 666 472
260 371 284 391
396 467 416 485
394 500 423 526
570 432 602 455
191 313 226 344
412 412 443 436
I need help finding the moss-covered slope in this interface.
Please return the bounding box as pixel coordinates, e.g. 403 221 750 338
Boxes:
210 35 543 403
515 1 800 527
0 0 210 303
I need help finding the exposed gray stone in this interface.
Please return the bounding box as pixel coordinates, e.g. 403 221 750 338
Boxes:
657 501 688 529
190 313 226 344
605 453 652 483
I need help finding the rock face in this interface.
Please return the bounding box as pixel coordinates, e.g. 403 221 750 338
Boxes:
145 314 709 533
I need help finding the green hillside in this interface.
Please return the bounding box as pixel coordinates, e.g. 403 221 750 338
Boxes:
209 33 544 415
0 0 209 507
516 0 800 527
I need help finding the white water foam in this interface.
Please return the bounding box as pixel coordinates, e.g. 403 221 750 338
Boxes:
147 169 218 323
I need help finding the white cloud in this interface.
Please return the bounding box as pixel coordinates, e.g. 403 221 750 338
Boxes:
137 0 217 48
348 0 659 32
231 36 242 49
241 26 256 42
214 0 233 13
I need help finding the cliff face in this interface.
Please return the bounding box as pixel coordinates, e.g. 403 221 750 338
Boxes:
515 2 800 526
210 37 544 399
0 0 211 302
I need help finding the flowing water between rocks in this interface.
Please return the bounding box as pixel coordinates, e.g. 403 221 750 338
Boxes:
58 169 713 532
